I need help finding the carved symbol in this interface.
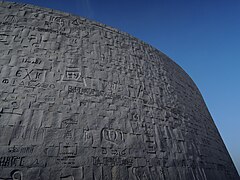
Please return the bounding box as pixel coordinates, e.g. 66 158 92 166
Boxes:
72 19 80 26
23 69 33 80
11 101 19 108
65 69 81 80
111 148 126 156
35 72 42 79
53 17 65 27
15 69 44 80
62 118 78 128
132 113 140 121
102 148 107 154
92 156 102 166
2 78 9 84
57 156 75 166
22 58 41 64
22 146 34 154
44 95 55 102
83 127 93 146
0 156 25 167
11 170 23 180
4 15 16 23
16 70 22 77
101 128 124 144
64 130 74 139
93 156 134 167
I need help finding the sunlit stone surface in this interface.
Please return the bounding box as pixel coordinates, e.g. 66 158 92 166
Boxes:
0 1 239 180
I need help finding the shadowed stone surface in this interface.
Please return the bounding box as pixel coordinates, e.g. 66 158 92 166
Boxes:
0 1 239 180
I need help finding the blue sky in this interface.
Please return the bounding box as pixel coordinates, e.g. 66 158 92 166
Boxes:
10 0 240 174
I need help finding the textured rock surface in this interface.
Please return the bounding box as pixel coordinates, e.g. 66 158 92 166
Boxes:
0 1 239 180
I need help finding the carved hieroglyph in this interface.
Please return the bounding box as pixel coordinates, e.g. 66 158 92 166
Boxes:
0 1 239 180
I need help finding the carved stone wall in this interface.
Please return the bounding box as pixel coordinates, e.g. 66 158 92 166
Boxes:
0 1 239 180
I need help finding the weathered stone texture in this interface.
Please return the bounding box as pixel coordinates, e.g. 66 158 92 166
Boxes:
0 1 239 180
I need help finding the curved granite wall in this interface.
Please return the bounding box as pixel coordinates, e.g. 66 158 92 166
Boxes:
0 1 239 180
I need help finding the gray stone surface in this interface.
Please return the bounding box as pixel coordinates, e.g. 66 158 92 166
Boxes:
0 1 239 180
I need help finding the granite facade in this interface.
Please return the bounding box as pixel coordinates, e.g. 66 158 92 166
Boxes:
0 1 239 180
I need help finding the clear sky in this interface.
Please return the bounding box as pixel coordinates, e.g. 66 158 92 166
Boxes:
9 0 240 174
